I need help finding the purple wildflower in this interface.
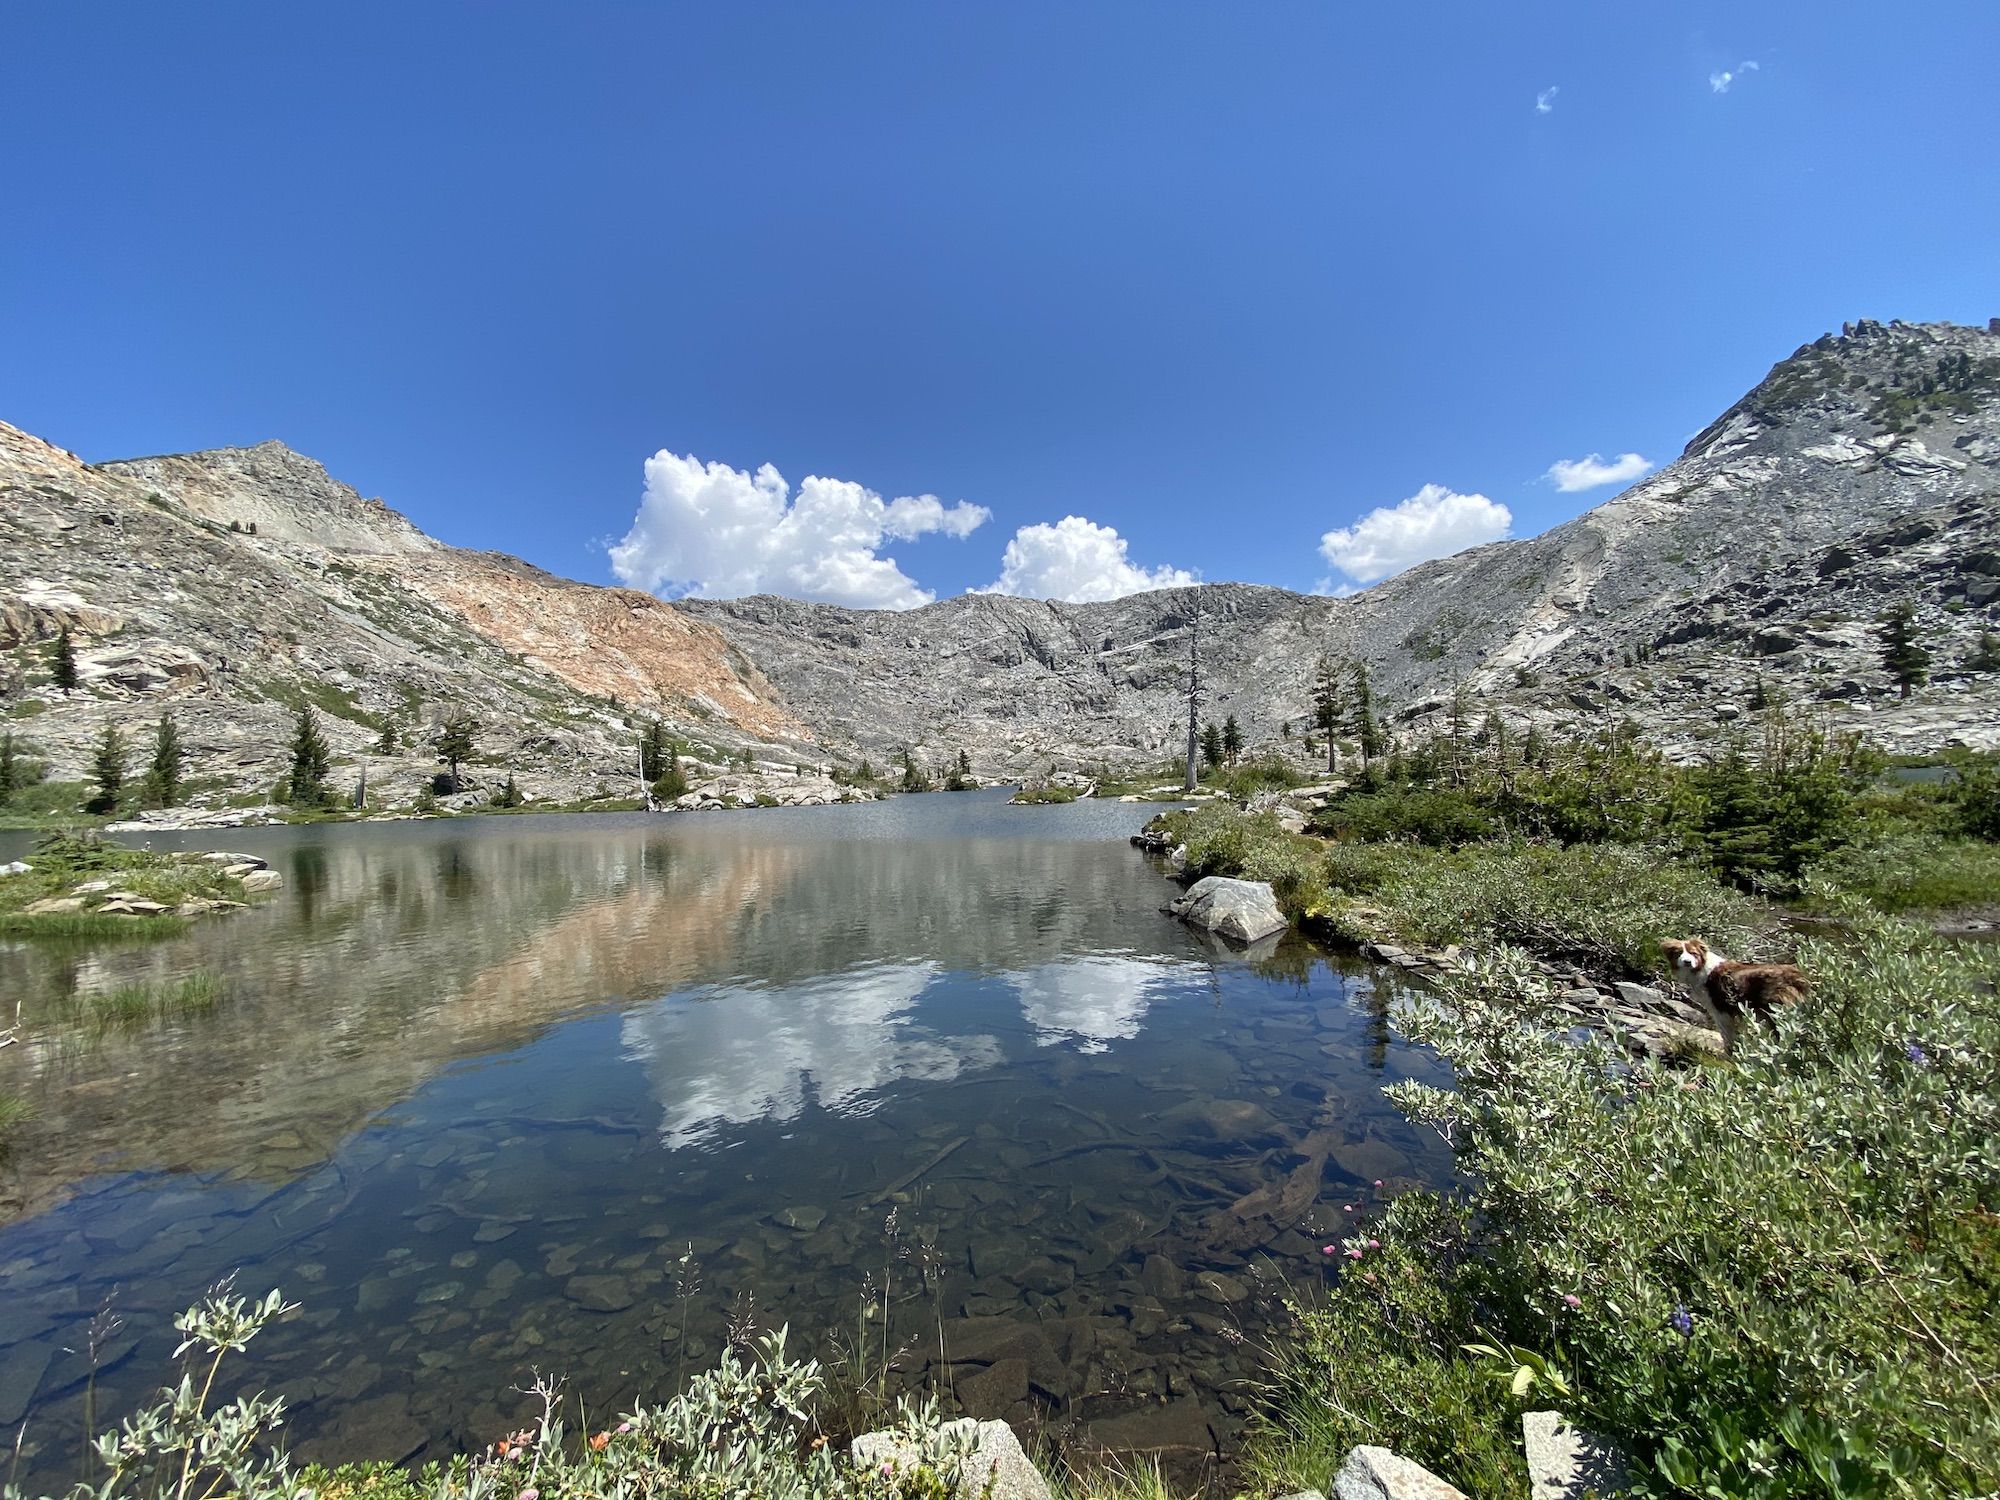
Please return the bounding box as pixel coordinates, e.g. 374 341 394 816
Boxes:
1906 1041 1928 1066
1670 1304 1693 1338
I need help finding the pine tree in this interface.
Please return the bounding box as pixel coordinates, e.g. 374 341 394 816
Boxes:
492 773 525 808
1200 720 1224 771
1311 655 1342 774
0 731 18 804
376 720 399 755
1967 631 2000 674
640 722 669 782
899 748 932 793
651 741 688 801
1877 601 1930 698
1349 662 1384 768
288 704 332 806
436 710 478 792
144 711 184 807
50 626 79 694
1221 715 1243 763
86 723 125 814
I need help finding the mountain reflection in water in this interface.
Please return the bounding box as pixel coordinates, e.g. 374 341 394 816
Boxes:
0 793 1452 1486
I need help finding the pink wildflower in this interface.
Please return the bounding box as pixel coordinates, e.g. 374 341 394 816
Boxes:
1321 1245 1336 1255
1367 1238 1380 1249
1345 1247 1363 1260
1563 1293 1581 1309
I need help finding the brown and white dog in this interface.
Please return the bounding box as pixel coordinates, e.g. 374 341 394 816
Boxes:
1660 937 1809 1050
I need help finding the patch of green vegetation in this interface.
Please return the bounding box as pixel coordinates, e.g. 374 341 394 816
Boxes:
0 1090 29 1152
1259 911 2000 1496
1806 832 2000 913
0 832 245 938
0 911 192 940
1011 784 1079 804
253 675 384 730
4 697 50 718
85 971 223 1029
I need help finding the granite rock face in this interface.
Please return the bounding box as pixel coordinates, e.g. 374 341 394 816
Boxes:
6 319 1998 810
684 319 2000 766
1332 1445 1469 1500
851 1417 1053 1500
1166 877 1289 943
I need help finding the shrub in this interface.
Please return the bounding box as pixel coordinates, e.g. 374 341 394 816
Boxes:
45 1289 978 1500
1379 843 1770 976
1365 916 2000 1495
1805 832 2000 913
1311 786 1497 846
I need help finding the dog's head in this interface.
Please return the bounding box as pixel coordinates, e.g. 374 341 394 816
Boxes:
1660 937 1709 978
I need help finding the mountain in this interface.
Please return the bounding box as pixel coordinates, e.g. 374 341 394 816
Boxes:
685 317 2000 763
0 427 805 808
3 316 1997 815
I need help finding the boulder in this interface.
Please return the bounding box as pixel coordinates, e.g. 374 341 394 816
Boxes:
852 1416 1052 1500
1523 1410 1630 1499
1333 1446 1468 1500
1165 877 1287 944
238 869 284 893
0 861 30 877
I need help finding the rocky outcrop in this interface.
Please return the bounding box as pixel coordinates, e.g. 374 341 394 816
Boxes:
1332 1446 1468 1500
685 319 2000 766
851 1417 1053 1500
0 422 809 811
5 319 1997 810
1165 877 1289 944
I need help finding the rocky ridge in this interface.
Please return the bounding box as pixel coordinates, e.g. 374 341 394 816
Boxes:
686 318 2000 768
4 318 1997 816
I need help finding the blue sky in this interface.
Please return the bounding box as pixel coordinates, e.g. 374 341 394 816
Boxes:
3 3 1996 606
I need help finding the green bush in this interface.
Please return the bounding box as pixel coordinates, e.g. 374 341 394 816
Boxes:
1362 917 2000 1495
1311 786 1497 846
1378 843 1771 976
1805 832 2000 913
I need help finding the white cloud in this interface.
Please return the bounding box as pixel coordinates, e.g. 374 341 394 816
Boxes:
1535 86 1558 115
608 450 990 610
1709 60 1759 93
1319 484 1512 585
982 515 1196 603
1545 451 1654 491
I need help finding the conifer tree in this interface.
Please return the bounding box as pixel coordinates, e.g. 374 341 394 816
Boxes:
651 740 688 801
640 722 669 782
1200 720 1224 771
436 710 478 792
0 731 15 803
1877 601 1930 698
86 723 125 814
50 626 79 694
1349 662 1384 768
288 704 332 806
1221 715 1243 763
144 711 184 807
493 773 525 808
1311 655 1342 773
376 720 399 755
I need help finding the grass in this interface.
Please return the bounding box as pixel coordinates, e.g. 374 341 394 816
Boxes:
84 971 223 1029
0 1090 28 1152
0 911 192 940
0 833 254 938
1805 832 2000 914
1011 785 1080 804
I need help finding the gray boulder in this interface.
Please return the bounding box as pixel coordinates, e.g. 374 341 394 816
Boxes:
1165 876 1287 943
1523 1410 1630 1499
852 1417 1052 1500
1333 1445 1468 1500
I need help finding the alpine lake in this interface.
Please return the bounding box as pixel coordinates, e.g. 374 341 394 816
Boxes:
0 791 1453 1488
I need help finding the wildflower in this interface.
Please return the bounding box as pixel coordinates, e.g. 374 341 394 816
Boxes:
589 1433 609 1452
1562 1293 1581 1309
1342 1203 1354 1212
1345 1247 1364 1260
1321 1245 1337 1255
519 1489 539 1500
1368 1238 1381 1250
1372 1179 1383 1188
1671 1304 1693 1338
1906 1041 1927 1066
616 1422 633 1434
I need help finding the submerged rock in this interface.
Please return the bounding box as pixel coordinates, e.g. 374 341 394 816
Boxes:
1164 877 1287 944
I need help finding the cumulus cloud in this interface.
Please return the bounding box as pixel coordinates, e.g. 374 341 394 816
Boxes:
1710 60 1759 93
982 515 1196 602
1545 451 1654 491
1535 86 1558 115
608 450 991 610
1319 484 1512 585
